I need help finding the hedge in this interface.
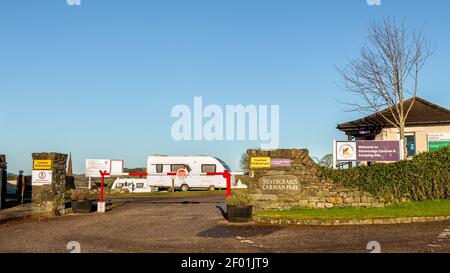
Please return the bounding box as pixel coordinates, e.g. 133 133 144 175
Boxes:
323 146 450 202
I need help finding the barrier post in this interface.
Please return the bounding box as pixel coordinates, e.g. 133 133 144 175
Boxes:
172 177 175 192
16 171 24 204
224 170 231 198
98 170 108 213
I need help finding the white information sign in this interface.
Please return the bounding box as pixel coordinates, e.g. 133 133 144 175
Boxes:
85 159 111 177
427 133 450 142
32 170 52 186
110 160 124 175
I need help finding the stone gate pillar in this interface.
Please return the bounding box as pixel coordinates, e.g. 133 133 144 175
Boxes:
0 155 6 210
31 153 68 216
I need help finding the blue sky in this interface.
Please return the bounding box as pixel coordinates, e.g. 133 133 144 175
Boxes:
1 0 449 174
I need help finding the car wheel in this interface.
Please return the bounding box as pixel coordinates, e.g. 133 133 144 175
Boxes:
181 184 189 192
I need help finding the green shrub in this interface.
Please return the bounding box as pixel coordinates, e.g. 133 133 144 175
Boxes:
323 147 450 202
71 189 91 201
227 190 253 207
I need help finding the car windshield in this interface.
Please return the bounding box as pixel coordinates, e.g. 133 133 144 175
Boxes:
215 157 232 172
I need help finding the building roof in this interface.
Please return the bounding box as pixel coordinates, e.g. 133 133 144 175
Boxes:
337 97 450 134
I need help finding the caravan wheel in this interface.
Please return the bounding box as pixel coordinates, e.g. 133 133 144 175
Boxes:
180 184 189 192
209 186 215 191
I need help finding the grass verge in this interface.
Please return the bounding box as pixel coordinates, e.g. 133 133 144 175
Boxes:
254 200 450 220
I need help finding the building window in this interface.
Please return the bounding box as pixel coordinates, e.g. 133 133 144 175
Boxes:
405 134 416 158
201 164 216 173
155 164 163 173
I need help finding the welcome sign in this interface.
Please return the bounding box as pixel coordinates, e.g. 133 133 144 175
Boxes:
356 141 402 161
335 140 402 162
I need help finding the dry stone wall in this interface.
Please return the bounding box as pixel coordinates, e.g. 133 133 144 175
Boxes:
245 149 385 211
31 153 68 215
0 155 6 170
0 154 6 209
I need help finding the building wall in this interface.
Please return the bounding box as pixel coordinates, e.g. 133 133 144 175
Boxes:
375 125 450 154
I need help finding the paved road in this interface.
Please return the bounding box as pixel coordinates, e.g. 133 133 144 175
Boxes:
0 193 449 253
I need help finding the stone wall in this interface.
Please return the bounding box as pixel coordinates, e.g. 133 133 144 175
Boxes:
31 153 68 215
0 155 6 170
0 155 6 209
244 149 385 211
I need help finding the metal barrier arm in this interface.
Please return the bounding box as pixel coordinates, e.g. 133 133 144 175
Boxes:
206 170 231 198
98 170 233 206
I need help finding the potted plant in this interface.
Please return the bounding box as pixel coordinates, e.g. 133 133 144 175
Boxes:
71 189 92 213
226 190 253 223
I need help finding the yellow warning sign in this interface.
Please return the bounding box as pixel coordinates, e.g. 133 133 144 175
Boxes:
250 157 271 169
33 160 52 170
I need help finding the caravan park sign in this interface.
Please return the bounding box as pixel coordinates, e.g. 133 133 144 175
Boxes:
335 140 402 163
356 140 402 161
259 175 301 193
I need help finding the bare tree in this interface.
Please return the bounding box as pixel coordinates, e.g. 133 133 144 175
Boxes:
337 18 433 159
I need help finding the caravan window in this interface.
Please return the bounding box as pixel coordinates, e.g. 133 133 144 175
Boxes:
215 157 232 171
171 164 186 172
156 164 163 173
136 183 144 188
201 164 216 173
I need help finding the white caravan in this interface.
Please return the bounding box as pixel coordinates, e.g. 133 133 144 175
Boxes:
111 178 151 193
147 155 241 191
111 155 248 192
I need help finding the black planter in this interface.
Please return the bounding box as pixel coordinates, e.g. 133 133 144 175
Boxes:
71 200 93 213
227 205 253 223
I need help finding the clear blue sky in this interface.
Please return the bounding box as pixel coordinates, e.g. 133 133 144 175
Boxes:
1 0 449 174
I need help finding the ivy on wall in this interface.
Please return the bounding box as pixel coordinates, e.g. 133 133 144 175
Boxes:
323 147 450 202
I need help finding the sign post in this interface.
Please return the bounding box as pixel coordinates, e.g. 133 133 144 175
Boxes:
332 140 337 169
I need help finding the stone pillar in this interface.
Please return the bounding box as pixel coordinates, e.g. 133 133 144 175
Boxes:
31 153 68 216
23 175 32 204
0 155 6 210
16 171 24 204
